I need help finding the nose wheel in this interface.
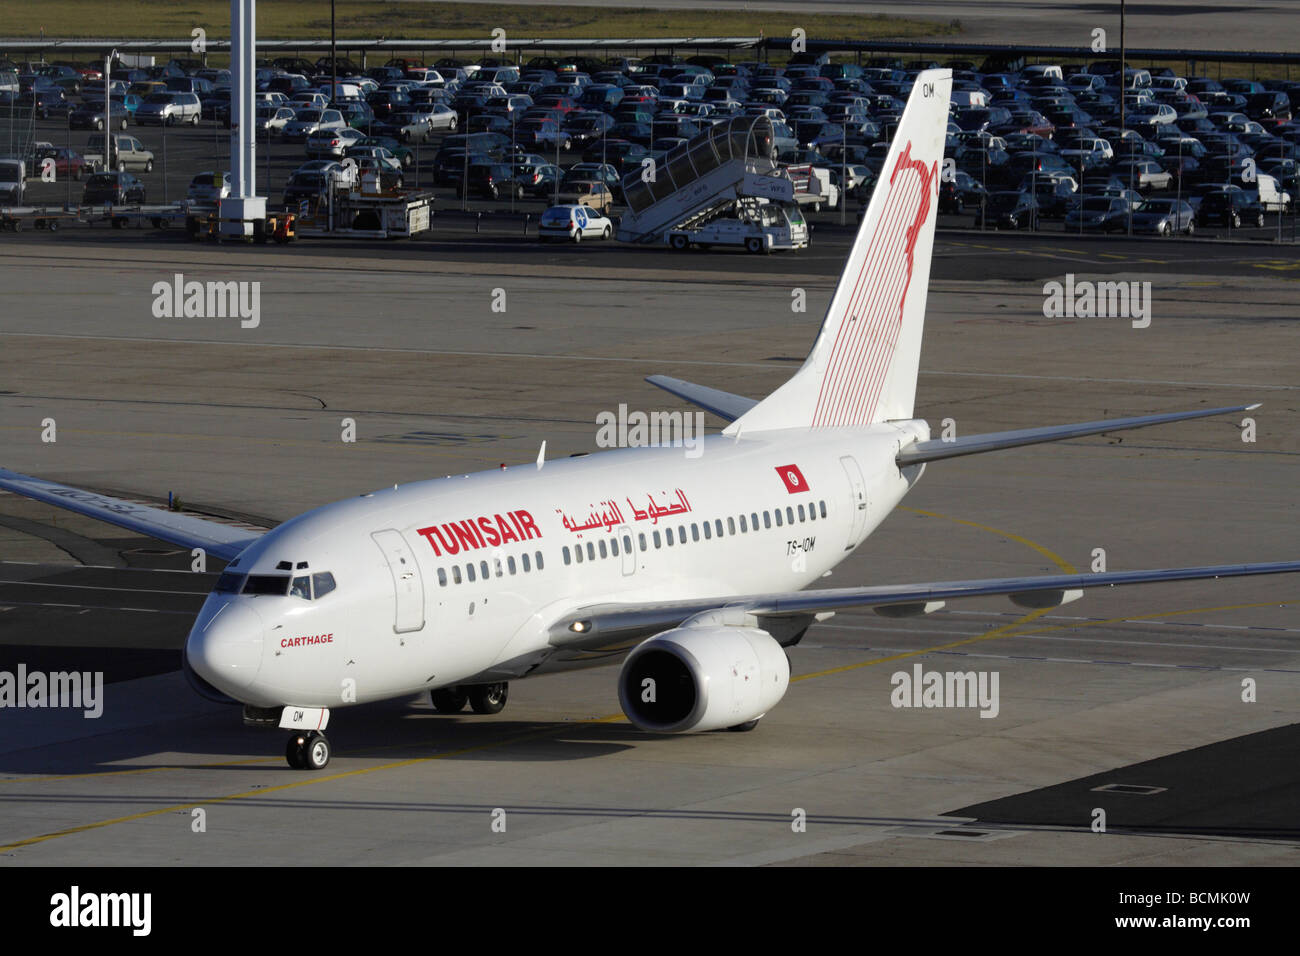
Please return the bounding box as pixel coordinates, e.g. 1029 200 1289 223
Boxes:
286 730 331 770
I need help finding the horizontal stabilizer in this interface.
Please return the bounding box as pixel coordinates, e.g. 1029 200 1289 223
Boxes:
897 404 1259 466
645 375 758 423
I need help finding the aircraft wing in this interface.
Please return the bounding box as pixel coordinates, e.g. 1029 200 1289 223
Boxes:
897 404 1258 466
0 467 263 562
547 560 1300 650
645 375 758 423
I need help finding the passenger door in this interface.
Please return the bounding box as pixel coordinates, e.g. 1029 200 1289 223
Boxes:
371 529 426 633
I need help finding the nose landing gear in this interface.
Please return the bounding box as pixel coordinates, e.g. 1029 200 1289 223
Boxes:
286 730 331 770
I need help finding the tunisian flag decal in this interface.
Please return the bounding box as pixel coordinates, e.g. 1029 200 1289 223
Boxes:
775 464 810 494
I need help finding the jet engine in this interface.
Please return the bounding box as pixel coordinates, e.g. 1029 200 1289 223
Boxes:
617 625 789 733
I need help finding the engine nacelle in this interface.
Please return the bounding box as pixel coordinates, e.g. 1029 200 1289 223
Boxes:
618 626 790 733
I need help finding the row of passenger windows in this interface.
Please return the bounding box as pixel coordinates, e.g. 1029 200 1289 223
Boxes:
561 498 828 565
437 550 545 587
434 499 829 583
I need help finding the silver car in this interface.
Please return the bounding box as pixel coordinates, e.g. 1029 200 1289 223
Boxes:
282 108 346 142
135 91 201 126
305 126 365 158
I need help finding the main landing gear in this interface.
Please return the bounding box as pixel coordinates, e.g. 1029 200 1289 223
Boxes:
430 682 509 715
285 730 331 770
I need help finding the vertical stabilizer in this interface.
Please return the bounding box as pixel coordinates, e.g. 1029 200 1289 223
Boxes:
727 68 952 434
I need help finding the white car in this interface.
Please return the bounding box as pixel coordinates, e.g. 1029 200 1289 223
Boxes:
538 204 613 242
187 170 231 203
254 105 296 135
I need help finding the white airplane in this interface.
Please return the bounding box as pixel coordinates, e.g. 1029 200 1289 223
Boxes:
3 69 1296 771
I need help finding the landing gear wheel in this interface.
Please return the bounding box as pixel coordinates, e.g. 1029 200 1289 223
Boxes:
727 718 761 732
286 735 307 769
430 687 468 713
468 682 508 715
304 732 330 770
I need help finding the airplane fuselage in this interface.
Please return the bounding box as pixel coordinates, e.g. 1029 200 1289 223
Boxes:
186 420 930 709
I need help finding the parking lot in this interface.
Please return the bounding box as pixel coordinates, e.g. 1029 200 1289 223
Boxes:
3 49 1300 246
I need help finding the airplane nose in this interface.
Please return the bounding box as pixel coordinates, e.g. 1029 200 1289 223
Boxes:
186 601 264 693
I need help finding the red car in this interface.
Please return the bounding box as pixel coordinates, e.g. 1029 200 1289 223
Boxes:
54 147 89 180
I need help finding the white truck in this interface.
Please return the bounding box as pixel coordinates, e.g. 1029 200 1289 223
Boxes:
665 198 809 253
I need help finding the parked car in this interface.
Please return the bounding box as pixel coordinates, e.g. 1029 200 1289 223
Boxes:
187 170 231 203
976 190 1040 229
1197 188 1264 228
1131 198 1196 235
538 203 613 242
283 108 346 141
83 133 154 172
135 91 201 126
1064 196 1131 231
53 148 89 180
556 179 614 214
306 126 365 158
0 160 24 203
459 162 525 200
82 170 146 205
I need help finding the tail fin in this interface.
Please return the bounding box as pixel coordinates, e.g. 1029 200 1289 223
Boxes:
727 68 952 434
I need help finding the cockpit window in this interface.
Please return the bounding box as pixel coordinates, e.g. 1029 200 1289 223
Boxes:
243 574 291 595
312 572 336 597
290 575 311 600
214 570 246 593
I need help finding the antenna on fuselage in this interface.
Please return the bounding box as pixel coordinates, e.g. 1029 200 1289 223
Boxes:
536 440 547 470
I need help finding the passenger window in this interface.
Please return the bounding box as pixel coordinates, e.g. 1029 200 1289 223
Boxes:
437 568 448 587
599 539 608 559
466 563 476 582
702 522 711 540
665 529 673 547
523 552 531 572
480 560 490 579
728 517 736 535
715 519 723 537
775 509 783 527
786 506 794 524
452 566 462 584
763 511 771 529
312 571 336 597
575 546 584 564
740 515 748 533
678 526 686 544
536 551 544 570
691 523 700 542
752 512 760 530
493 557 503 577
798 504 806 521
563 546 571 565
624 534 633 553
611 538 620 557
290 575 311 600
586 542 595 561
507 556 516 575
808 504 816 522
654 530 662 549
820 499 827 518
